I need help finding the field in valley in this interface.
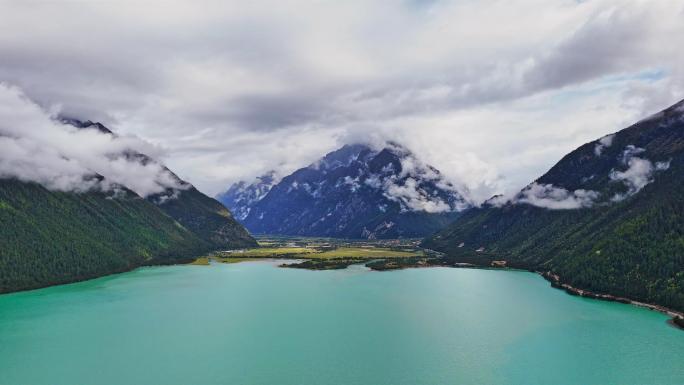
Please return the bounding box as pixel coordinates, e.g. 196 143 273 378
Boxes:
191 236 428 268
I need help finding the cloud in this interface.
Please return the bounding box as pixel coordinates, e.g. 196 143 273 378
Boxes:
522 4 673 92
594 134 615 156
513 182 599 210
655 160 671 171
0 1 683 199
376 146 471 213
491 142 674 209
610 158 652 201
0 84 184 197
384 177 453 214
609 145 669 201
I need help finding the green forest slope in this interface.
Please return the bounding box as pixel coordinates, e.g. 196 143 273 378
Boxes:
0 179 210 293
424 99 684 312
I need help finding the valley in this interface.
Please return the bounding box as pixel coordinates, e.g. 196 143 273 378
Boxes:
197 236 428 270
3 98 684 331
3 3 684 384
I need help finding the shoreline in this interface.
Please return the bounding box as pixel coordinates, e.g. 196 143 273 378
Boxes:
539 271 684 330
362 256 684 330
4 253 683 330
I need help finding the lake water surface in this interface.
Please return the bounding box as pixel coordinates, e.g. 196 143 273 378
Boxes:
0 261 682 385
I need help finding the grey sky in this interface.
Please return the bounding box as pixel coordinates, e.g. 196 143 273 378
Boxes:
1 0 682 202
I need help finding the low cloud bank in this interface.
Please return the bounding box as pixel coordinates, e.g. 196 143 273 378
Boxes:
491 143 672 210
515 183 598 210
0 84 184 197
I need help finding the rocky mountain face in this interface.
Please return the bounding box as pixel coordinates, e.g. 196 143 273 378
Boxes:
423 99 684 312
217 171 278 221
220 143 471 238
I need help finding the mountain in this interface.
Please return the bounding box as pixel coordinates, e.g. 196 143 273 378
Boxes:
73 120 257 249
423 99 684 312
224 143 471 238
0 178 209 293
216 171 278 221
0 120 255 293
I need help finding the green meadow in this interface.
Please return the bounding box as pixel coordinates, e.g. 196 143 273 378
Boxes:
190 237 424 265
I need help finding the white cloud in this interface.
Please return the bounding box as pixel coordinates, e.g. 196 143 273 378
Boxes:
514 182 599 210
342 176 361 192
655 160 671 171
608 145 669 201
492 142 674 208
0 84 184 197
610 158 652 201
384 177 452 214
374 147 471 213
0 1 682 199
594 133 615 156
364 174 383 189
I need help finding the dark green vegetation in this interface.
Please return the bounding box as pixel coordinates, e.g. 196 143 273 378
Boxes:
152 184 256 249
424 99 684 312
364 255 464 271
0 120 256 293
0 179 209 293
69 120 257 250
283 258 367 270
674 316 684 329
207 236 426 270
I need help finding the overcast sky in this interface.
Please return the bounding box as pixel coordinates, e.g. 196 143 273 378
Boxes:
1 0 683 202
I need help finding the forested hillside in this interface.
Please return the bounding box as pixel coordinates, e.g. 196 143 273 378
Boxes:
72 120 257 250
0 118 256 293
424 99 684 312
0 179 209 293
152 184 257 249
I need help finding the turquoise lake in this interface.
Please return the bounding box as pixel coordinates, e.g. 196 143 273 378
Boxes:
0 261 682 385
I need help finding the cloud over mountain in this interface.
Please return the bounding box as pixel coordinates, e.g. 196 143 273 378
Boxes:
609 145 671 201
220 143 469 238
0 84 182 197
0 1 683 200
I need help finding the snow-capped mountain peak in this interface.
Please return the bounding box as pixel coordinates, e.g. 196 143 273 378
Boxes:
216 171 279 220
218 142 471 238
